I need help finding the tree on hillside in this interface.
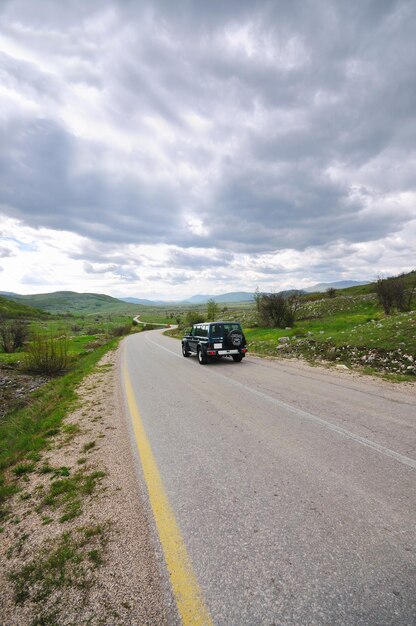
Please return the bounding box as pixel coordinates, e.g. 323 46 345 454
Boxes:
256 291 302 328
254 287 262 314
206 299 219 321
376 275 410 314
185 310 205 327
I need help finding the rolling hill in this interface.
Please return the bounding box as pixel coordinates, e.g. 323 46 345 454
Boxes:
1 291 140 315
182 292 254 304
0 295 46 319
304 280 369 293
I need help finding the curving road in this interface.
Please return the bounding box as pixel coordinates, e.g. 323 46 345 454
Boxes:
121 328 416 625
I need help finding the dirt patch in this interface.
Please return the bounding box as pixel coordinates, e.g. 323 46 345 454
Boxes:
0 348 168 625
0 366 50 419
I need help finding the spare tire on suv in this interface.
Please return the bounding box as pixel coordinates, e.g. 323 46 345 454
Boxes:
225 329 244 348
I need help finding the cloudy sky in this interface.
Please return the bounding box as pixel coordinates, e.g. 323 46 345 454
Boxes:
0 0 415 300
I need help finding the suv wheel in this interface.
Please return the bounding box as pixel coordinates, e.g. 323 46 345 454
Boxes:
198 347 208 365
182 342 190 357
232 355 243 362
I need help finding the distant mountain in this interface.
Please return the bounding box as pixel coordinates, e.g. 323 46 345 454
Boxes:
304 280 369 293
121 296 162 305
0 291 20 297
181 292 254 304
179 294 211 304
120 292 255 305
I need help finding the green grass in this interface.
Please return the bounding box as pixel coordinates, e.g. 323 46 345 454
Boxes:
0 477 18 522
13 463 36 477
245 298 415 352
34 464 105 524
40 469 106 510
8 524 108 606
0 352 25 365
244 296 415 377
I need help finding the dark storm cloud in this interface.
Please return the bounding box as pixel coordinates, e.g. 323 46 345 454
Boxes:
0 118 184 244
0 51 59 100
83 262 140 281
167 249 234 270
0 0 415 258
72 247 135 266
148 272 191 285
83 262 118 274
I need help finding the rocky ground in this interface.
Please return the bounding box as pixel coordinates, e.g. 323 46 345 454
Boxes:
267 339 416 377
0 347 168 626
0 365 49 419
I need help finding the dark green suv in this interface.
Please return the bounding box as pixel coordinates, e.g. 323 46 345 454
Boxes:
181 321 248 364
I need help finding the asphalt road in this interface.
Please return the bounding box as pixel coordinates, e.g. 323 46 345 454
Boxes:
122 329 416 625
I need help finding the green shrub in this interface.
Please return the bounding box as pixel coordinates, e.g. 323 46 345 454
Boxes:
24 334 70 374
0 319 29 353
185 311 205 326
110 324 131 337
257 293 301 328
141 323 159 331
376 273 415 314
207 299 219 321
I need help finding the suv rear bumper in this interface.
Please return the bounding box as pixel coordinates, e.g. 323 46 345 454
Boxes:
207 348 247 357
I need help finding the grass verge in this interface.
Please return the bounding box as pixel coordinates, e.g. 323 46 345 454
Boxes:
0 338 118 522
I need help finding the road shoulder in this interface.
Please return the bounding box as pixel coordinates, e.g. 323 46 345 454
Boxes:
0 345 167 625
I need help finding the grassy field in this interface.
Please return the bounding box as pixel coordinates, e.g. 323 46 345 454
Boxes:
0 315 135 366
165 277 416 380
244 291 415 379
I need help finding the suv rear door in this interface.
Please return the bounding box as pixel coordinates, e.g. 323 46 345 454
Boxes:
188 325 199 353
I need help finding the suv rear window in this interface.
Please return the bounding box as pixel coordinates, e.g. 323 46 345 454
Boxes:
210 323 241 338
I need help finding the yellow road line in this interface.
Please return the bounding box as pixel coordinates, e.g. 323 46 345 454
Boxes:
123 363 213 626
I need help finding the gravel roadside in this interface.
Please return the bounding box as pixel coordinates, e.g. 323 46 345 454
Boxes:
0 344 168 625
